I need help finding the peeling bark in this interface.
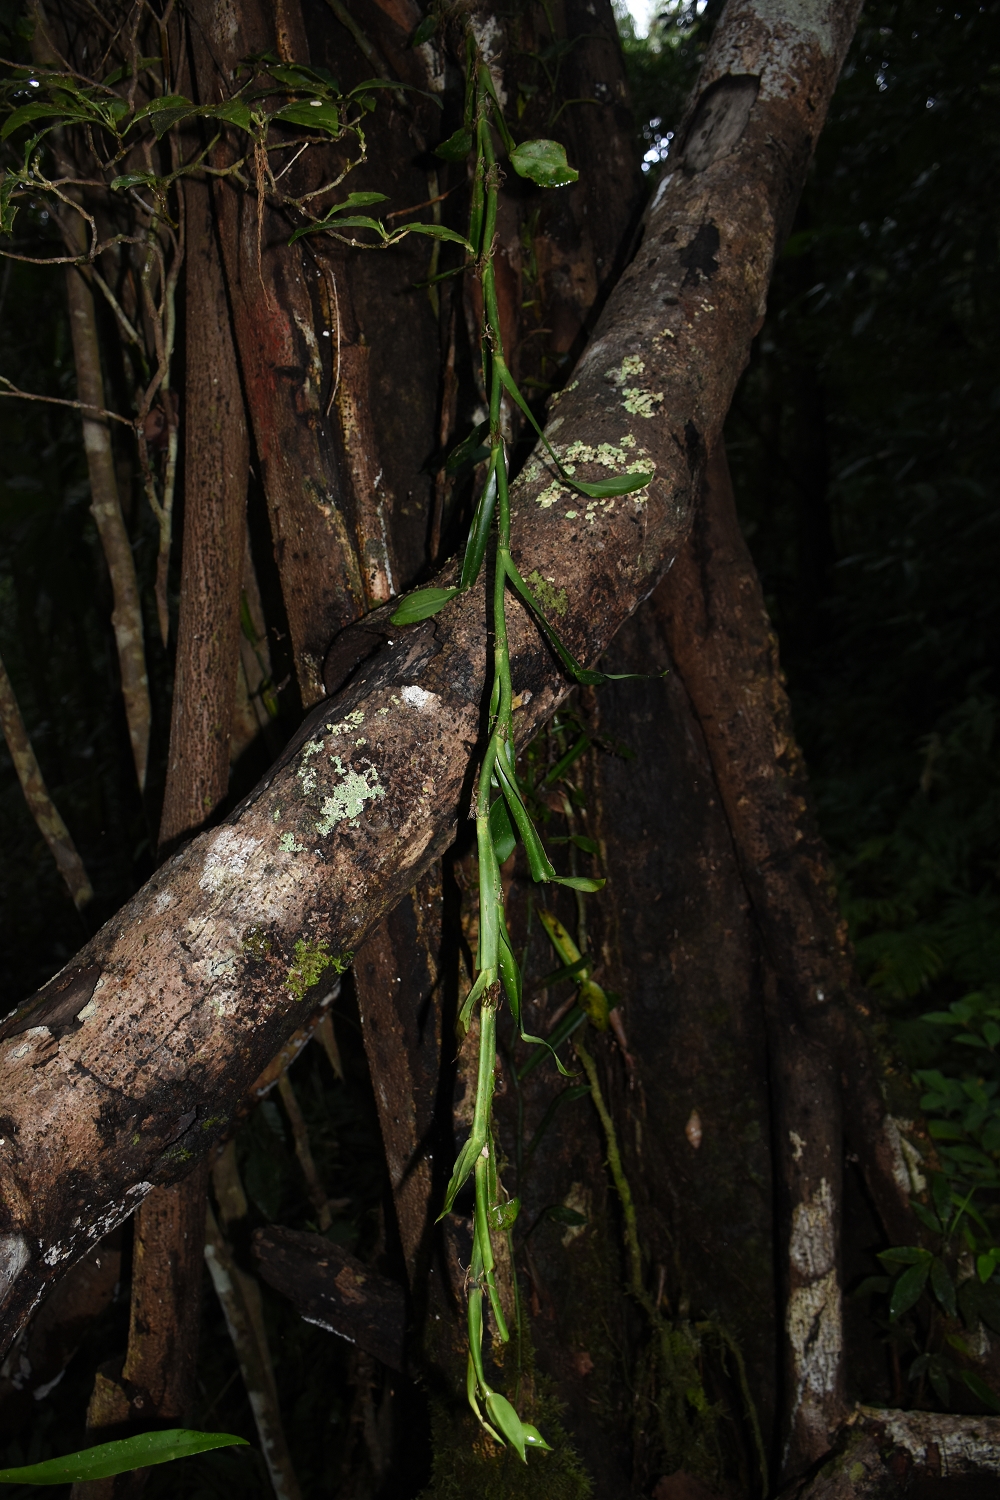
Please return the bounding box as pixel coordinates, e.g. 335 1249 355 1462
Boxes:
0 0 862 1354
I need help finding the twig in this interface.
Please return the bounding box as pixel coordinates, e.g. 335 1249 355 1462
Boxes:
0 649 93 910
0 377 134 425
277 1071 333 1230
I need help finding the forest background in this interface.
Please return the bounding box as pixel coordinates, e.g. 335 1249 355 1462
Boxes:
0 0 997 1493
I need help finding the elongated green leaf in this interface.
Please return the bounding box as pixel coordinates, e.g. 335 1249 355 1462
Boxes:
509 137 578 187
495 756 555 882
962 1370 1000 1413
0 1431 247 1485
497 924 522 1023
522 1424 553 1452
460 460 498 589
110 172 160 192
328 191 390 212
503 557 643 687
2 103 89 138
930 1257 957 1318
490 797 516 864
551 874 606 892
398 222 474 251
446 419 490 474
484 1392 528 1462
267 63 337 89
878 1246 931 1266
389 587 459 626
890 1259 930 1319
435 126 473 161
570 471 653 499
411 14 437 46
274 99 341 133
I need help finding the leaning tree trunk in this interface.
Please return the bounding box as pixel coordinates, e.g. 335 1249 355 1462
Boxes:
7 0 992 1493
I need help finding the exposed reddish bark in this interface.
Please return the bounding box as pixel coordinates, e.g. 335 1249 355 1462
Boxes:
158 179 250 851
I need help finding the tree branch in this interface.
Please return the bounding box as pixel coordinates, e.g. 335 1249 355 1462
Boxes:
0 0 862 1350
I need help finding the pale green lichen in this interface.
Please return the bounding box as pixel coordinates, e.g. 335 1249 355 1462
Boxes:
316 762 385 835
622 387 664 419
527 570 568 617
603 354 645 386
284 938 352 1002
279 831 307 853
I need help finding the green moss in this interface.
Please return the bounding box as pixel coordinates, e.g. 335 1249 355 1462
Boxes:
420 1380 590 1500
283 938 351 1002
526 570 568 617
241 925 272 961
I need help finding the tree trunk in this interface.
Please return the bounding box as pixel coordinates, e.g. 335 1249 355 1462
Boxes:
14 0 983 1493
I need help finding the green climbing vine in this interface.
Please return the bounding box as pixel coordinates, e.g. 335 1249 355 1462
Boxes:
385 38 650 1462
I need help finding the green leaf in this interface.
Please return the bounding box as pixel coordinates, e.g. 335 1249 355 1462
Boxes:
910 1200 943 1234
930 1257 957 1318
206 100 254 131
274 99 341 133
435 125 474 160
292 214 386 241
0 1431 248 1485
878 1246 931 1266
962 1370 1000 1413
411 14 438 46
521 1424 553 1451
2 102 89 138
853 1275 891 1298
547 1205 587 1226
103 56 161 86
389 586 458 625
398 222 474 252
490 798 516 864
328 191 390 212
445 419 490 474
509 137 578 187
569 471 653 499
484 1392 528 1462
460 460 498 590
550 875 606 892
110 172 160 192
978 1253 998 1284
889 1259 931 1319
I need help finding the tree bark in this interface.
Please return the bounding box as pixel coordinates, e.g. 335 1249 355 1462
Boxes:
0 0 862 1359
157 178 249 852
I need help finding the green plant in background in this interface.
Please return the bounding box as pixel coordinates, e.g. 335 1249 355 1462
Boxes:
0 1428 246 1486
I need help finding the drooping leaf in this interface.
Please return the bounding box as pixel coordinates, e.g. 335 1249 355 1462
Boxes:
962 1370 1000 1413
411 14 438 46
489 797 516 864
889 1259 931 1319
398 222 474 252
930 1256 957 1318
0 1431 247 1485
483 1392 528 1462
435 125 474 161
509 137 578 187
445 419 490 474
389 586 458 625
521 1424 553 1451
878 1246 931 1266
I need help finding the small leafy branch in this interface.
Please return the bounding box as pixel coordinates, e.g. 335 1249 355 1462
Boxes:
384 38 650 1460
859 997 1000 1410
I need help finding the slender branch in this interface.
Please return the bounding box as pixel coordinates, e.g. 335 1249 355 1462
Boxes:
0 649 93 911
0 377 135 425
